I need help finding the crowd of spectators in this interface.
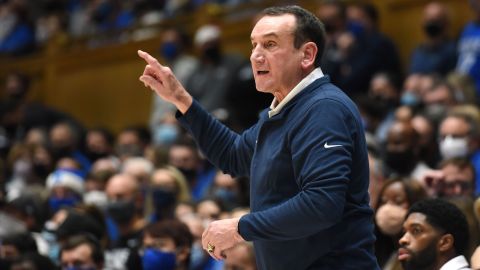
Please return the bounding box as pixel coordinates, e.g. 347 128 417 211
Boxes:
1 0 480 269
0 0 262 56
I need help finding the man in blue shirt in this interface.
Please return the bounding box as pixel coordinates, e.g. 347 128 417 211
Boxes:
138 5 378 269
457 0 480 95
409 2 457 75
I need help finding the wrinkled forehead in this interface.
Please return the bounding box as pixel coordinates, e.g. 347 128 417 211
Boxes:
251 14 297 39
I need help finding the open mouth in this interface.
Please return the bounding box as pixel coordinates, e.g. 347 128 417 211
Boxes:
257 70 269 75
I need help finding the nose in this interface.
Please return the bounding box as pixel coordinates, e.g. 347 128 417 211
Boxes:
250 46 265 64
398 232 409 246
454 184 463 196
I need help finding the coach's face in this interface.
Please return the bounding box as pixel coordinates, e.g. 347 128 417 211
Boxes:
250 14 312 97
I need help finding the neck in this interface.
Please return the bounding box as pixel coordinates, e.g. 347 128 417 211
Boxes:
272 67 317 103
273 91 287 103
436 252 457 269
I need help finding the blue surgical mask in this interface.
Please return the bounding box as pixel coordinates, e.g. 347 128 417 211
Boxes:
63 266 97 270
400 92 421 107
214 188 237 203
347 21 365 38
142 248 176 270
153 124 179 146
160 42 179 62
41 228 60 263
48 196 79 213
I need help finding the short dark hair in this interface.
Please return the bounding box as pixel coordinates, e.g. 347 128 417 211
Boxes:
61 234 104 266
144 219 193 249
144 219 194 267
261 5 326 67
2 232 38 253
89 127 115 146
407 198 469 255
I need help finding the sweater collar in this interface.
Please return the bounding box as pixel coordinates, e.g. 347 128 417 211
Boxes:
268 68 324 118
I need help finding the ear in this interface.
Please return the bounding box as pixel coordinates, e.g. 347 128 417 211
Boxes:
438 234 454 253
176 246 190 264
300 42 318 70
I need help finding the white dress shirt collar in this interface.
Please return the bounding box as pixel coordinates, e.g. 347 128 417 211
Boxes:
268 68 324 118
439 255 471 270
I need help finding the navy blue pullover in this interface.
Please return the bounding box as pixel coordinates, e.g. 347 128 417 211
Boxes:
177 76 379 269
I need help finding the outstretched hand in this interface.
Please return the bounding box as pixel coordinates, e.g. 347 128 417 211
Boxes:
137 50 193 113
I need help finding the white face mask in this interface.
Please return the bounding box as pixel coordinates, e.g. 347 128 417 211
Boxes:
440 135 469 160
375 203 407 236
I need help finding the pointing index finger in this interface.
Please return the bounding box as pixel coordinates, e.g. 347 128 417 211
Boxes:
137 50 162 69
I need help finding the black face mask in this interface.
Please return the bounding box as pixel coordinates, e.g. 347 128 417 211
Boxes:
32 162 51 179
178 168 197 182
50 146 73 161
424 21 444 38
107 200 136 225
324 23 336 34
202 46 221 62
152 188 176 211
385 149 416 174
369 95 396 116
85 150 108 163
115 144 143 158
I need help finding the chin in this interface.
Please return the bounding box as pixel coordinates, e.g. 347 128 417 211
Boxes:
255 84 273 94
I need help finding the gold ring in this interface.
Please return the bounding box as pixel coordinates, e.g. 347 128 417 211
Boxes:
207 243 215 253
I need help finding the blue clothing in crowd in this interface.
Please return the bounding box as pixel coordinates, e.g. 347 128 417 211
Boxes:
177 76 378 270
0 23 34 55
457 22 480 94
409 41 457 75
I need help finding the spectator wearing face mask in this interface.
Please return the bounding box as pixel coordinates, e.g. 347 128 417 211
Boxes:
438 110 480 195
84 127 115 163
374 179 427 269
104 174 145 269
208 171 247 212
184 24 246 120
150 28 198 147
49 121 91 176
168 139 216 202
115 126 151 162
46 169 85 215
382 120 432 181
126 219 194 270
149 166 191 223
409 2 457 75
367 72 403 144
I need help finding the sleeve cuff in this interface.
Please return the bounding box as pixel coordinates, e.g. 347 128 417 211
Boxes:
238 214 254 241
